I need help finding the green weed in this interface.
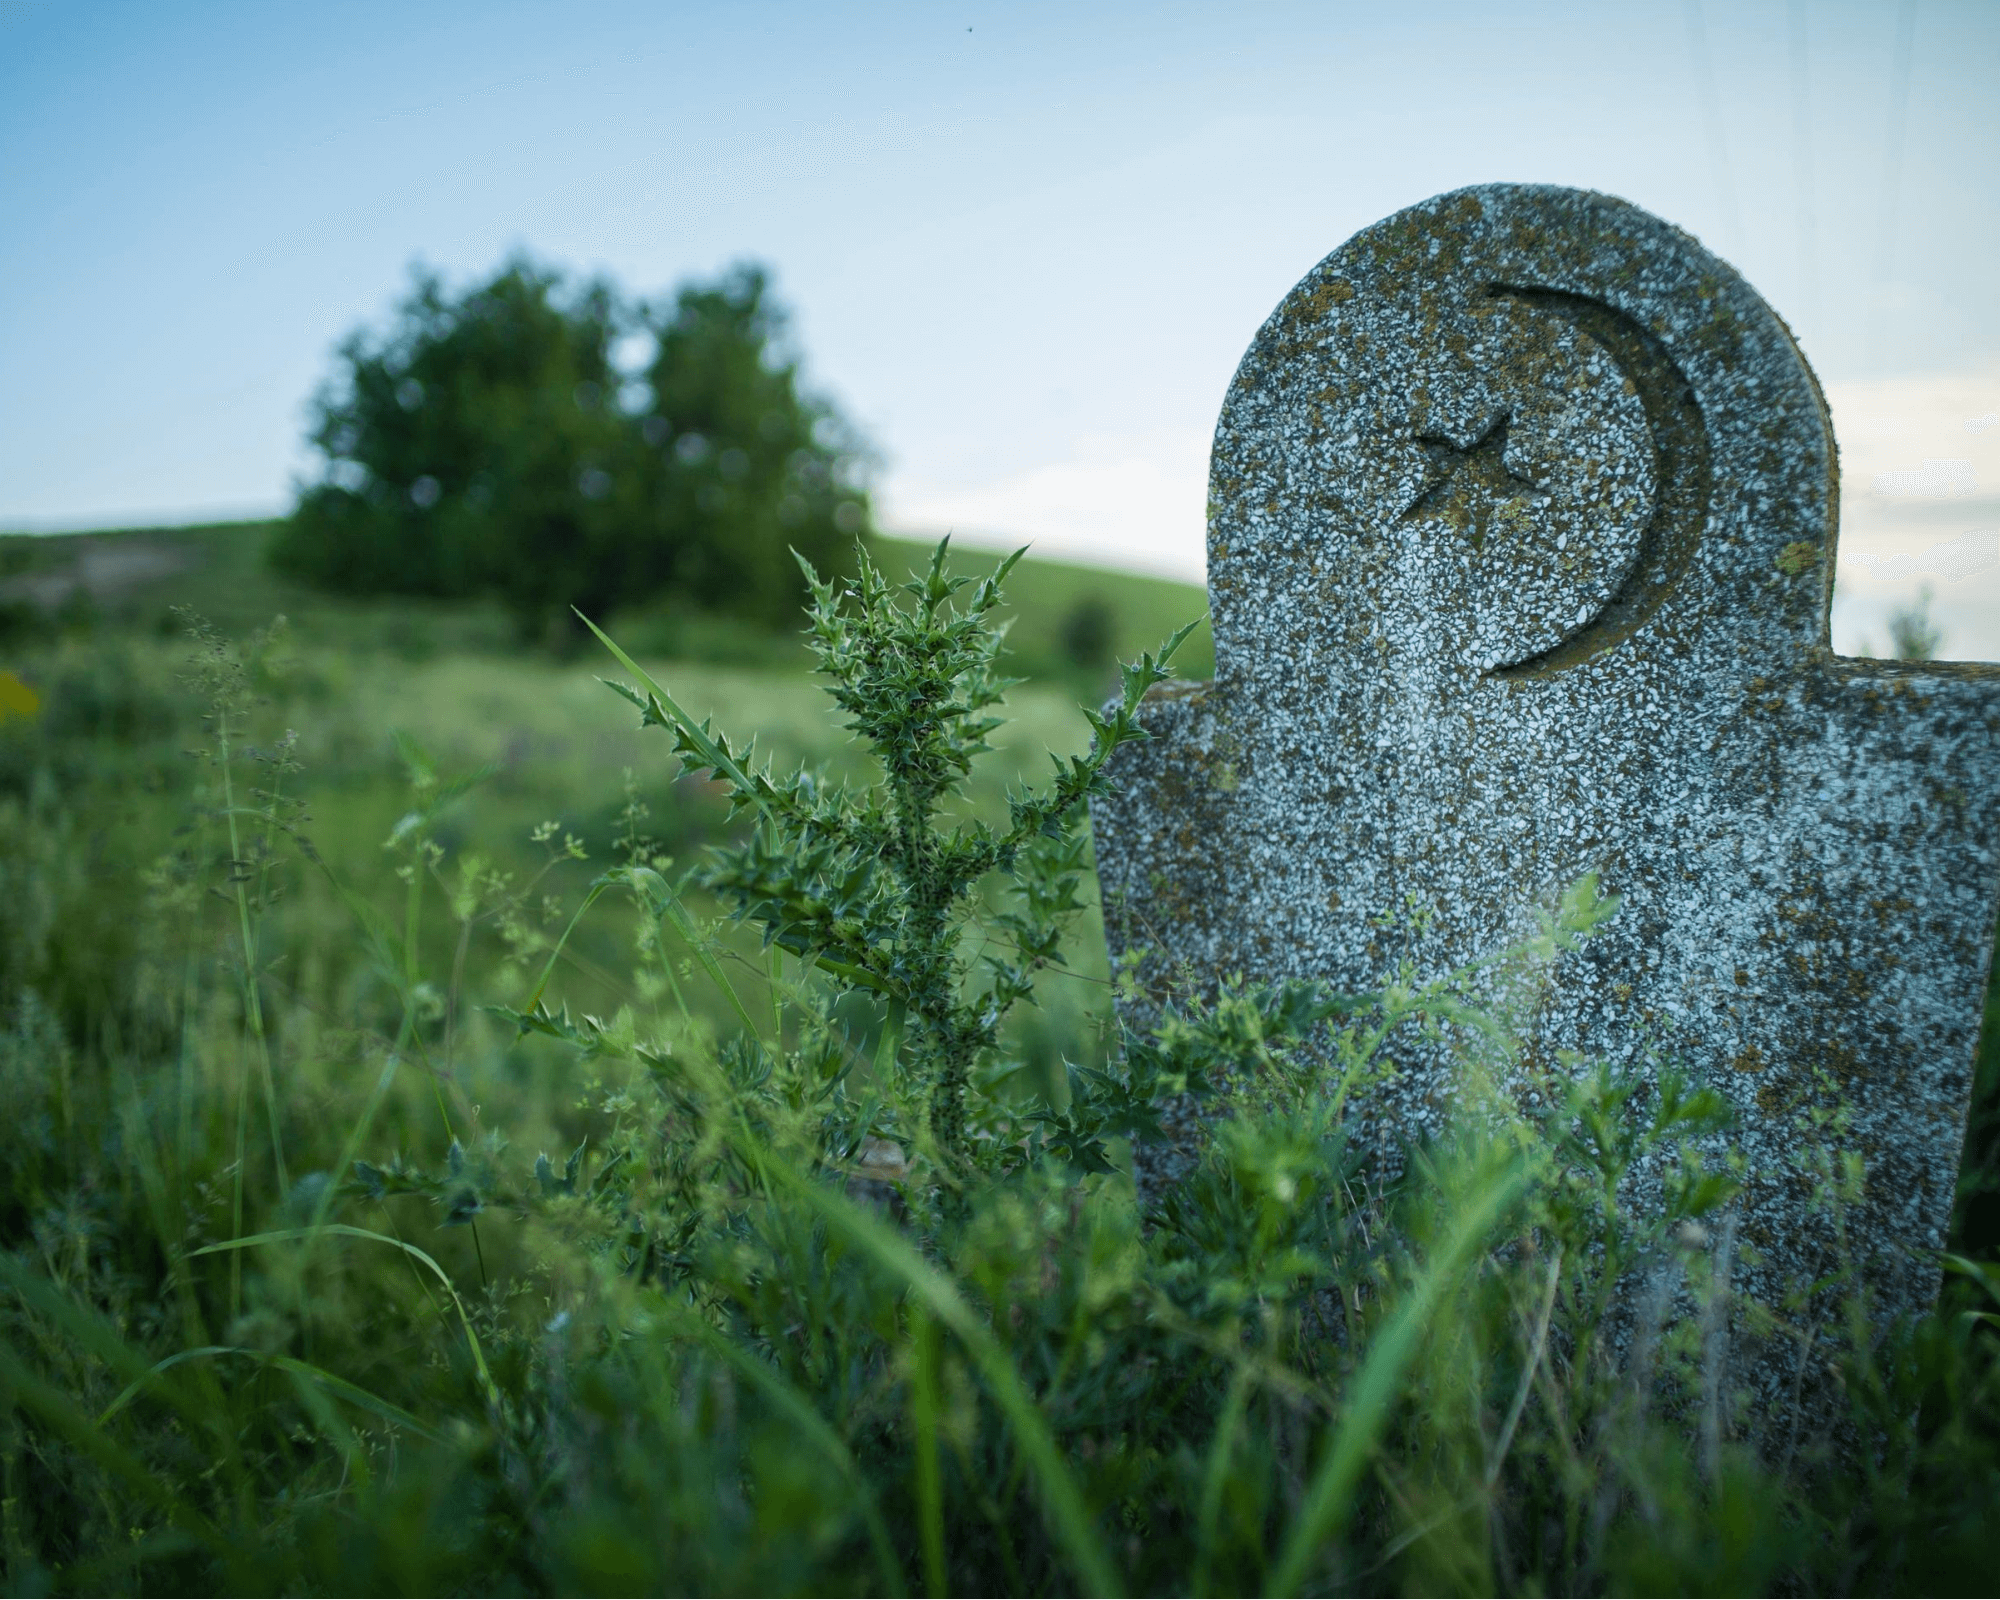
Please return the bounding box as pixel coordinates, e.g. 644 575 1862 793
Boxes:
0 541 1993 1595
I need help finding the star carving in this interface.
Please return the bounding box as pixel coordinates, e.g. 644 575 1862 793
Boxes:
1402 411 1542 552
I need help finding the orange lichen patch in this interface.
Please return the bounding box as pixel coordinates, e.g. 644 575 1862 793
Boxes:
1295 277 1356 322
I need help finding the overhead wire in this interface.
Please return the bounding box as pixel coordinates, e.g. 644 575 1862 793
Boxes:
1787 0 1818 336
1868 0 1920 369
1682 0 1743 257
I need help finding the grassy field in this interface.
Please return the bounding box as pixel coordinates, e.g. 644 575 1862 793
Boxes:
0 518 1215 685
0 515 1213 1067
1 519 1997 1595
1 520 1206 1167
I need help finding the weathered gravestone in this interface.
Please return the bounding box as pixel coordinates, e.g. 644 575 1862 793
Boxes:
1091 184 2000 1387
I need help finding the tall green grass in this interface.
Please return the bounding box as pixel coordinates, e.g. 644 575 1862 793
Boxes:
0 519 1215 696
0 537 1994 1595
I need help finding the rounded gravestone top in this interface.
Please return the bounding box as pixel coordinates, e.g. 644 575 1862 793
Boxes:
1207 184 1837 695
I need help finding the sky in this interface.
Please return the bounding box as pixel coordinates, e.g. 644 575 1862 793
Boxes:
2 0 1997 655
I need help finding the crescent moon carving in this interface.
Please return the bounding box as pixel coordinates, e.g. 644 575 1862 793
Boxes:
1481 285 1713 680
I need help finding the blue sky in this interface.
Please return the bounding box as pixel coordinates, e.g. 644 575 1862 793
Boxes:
2 0 1996 649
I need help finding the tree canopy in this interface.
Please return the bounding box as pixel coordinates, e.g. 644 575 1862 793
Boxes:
273 257 872 636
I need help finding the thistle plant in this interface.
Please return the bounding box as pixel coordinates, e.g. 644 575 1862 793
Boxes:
8 562 2000 1596
584 539 1194 1175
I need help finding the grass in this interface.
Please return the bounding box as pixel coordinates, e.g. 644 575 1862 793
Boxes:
0 518 1182 1075
0 521 1996 1595
0 518 1215 690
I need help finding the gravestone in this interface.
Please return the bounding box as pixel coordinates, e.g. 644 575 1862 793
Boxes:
1091 184 2000 1386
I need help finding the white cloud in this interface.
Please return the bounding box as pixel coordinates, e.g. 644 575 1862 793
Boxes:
1852 527 1999 581
1871 458 1978 498
879 427 1211 581
1824 365 2000 660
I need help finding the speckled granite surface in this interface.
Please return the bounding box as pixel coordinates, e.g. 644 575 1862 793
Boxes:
1091 184 2000 1394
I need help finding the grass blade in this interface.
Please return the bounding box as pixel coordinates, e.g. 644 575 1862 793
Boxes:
1193 1359 1253 1596
97 1344 441 1445
761 1148 1123 1597
193 1225 500 1410
911 1303 948 1597
0 1342 230 1558
1265 1156 1529 1597
662 1301 908 1597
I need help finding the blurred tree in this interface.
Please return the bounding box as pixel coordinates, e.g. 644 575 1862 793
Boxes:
635 264 871 628
1058 593 1116 671
274 257 871 639
1889 583 1943 660
273 259 635 630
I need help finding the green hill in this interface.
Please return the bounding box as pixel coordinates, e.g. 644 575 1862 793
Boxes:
0 518 1212 693
0 516 1210 1102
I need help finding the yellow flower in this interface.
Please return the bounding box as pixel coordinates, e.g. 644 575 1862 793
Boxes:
0 670 40 724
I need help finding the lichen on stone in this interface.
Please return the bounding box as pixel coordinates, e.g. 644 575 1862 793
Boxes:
1090 183 2000 1412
